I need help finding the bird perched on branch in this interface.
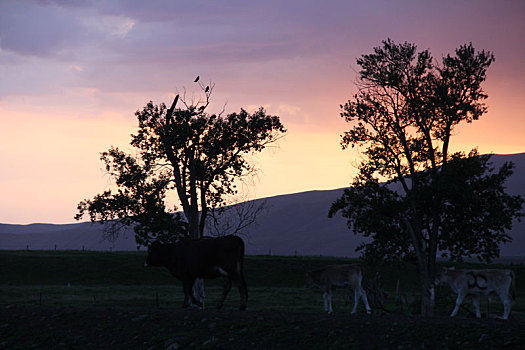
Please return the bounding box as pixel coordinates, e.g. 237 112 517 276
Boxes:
194 76 200 83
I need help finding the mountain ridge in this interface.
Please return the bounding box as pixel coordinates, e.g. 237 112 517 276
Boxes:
1 153 524 258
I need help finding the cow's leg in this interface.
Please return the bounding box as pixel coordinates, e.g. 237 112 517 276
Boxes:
216 277 232 310
351 288 359 314
353 286 371 315
229 261 248 310
502 299 511 320
472 296 481 318
429 285 435 308
327 290 333 314
182 280 195 308
450 293 465 317
193 278 205 308
324 286 333 314
500 294 512 320
235 274 248 311
183 278 202 308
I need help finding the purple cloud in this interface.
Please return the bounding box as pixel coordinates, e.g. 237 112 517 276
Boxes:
0 0 524 104
0 1 87 57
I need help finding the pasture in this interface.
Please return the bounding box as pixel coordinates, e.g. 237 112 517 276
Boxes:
1 250 524 349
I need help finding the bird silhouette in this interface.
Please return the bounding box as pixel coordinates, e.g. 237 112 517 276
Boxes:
205 86 209 92
194 76 200 83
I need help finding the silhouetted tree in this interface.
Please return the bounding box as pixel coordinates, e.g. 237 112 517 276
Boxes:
329 39 523 316
76 80 286 245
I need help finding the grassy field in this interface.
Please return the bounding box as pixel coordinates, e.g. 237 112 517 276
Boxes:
1 250 524 349
1 250 523 314
0 251 360 311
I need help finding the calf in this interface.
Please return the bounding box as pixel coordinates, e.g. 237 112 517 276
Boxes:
305 264 371 315
435 267 515 320
145 235 248 310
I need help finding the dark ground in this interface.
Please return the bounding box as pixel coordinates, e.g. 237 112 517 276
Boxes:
1 305 524 350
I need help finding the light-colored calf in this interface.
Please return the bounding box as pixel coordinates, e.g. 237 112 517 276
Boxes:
305 264 371 315
435 267 516 320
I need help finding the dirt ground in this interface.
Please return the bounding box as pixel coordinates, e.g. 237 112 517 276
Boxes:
1 305 524 349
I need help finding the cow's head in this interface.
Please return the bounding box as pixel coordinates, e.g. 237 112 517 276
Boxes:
144 241 164 267
304 272 316 288
435 266 454 285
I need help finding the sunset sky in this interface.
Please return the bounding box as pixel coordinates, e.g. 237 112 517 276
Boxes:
1 0 524 224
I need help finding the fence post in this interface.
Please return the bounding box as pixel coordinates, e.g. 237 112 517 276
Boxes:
395 279 400 303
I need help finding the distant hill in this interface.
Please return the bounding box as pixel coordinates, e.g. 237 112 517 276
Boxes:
1 153 524 258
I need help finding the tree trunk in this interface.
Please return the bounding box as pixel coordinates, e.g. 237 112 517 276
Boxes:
420 276 435 316
403 217 435 316
417 259 436 316
188 207 204 307
188 211 200 239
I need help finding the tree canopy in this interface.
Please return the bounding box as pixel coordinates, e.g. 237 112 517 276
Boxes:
76 82 286 245
329 39 523 315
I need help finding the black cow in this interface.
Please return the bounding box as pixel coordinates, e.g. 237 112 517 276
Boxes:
145 235 248 310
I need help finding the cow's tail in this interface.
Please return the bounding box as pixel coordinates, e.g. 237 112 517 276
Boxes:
237 236 245 273
235 236 248 310
510 270 516 301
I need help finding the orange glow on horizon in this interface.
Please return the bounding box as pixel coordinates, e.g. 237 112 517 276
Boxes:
1 1 523 224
